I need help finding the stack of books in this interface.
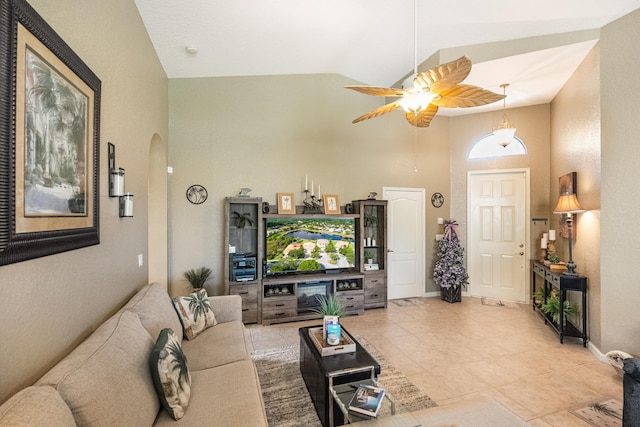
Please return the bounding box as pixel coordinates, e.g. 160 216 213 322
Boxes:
348 384 385 418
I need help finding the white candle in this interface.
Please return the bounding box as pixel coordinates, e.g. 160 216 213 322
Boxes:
541 237 547 249
305 174 308 191
318 184 321 197
549 230 556 240
311 180 314 196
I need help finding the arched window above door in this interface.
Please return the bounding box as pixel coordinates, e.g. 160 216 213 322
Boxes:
468 133 527 159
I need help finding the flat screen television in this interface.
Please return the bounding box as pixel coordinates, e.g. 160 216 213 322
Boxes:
264 217 356 276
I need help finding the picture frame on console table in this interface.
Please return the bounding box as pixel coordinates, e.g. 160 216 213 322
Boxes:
0 0 101 266
277 192 296 214
323 194 340 214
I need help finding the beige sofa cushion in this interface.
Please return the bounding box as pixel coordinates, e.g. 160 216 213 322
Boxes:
122 282 184 341
36 311 160 427
180 320 250 371
0 386 76 427
153 360 267 427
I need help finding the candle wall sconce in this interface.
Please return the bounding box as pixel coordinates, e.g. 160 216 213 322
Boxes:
108 142 133 217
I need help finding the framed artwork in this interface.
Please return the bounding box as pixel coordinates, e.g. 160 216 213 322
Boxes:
277 193 295 214
559 172 577 196
0 0 101 266
323 194 340 215
558 172 577 239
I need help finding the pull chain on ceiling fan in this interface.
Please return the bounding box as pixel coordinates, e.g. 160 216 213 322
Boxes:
345 0 505 128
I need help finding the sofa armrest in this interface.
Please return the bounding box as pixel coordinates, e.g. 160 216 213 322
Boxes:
209 295 242 323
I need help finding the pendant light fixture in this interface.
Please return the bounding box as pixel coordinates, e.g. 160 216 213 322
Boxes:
493 83 516 147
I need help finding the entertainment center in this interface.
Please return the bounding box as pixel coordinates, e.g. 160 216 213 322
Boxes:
223 197 387 325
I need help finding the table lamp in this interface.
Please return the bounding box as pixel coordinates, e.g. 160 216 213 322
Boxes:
553 193 585 276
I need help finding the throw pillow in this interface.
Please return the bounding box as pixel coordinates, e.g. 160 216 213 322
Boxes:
149 328 192 420
172 288 217 340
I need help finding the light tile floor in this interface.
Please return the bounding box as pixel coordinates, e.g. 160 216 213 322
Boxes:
247 296 623 426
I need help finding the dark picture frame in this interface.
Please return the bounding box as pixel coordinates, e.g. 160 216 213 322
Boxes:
0 0 101 266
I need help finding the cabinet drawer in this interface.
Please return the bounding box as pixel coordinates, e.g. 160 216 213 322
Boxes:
263 297 296 311
262 307 297 321
229 284 258 305
365 287 385 303
241 308 258 324
364 275 385 287
551 274 560 287
336 293 364 311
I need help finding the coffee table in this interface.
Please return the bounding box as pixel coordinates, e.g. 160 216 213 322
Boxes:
299 325 382 426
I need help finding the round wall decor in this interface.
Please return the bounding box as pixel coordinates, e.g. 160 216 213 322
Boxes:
431 192 444 208
186 184 208 205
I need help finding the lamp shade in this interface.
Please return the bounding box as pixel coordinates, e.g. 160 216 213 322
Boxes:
553 193 585 214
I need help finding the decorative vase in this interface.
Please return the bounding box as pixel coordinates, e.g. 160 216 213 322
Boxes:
440 286 461 303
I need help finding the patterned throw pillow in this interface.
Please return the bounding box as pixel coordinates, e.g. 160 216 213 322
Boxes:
172 289 217 340
149 328 191 420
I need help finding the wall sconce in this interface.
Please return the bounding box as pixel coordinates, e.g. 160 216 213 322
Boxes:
108 142 133 217
553 193 585 276
119 193 134 217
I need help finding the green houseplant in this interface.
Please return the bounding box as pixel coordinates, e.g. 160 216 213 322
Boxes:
541 294 579 324
183 267 213 290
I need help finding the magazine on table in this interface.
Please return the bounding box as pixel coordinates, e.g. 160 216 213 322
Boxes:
348 384 385 417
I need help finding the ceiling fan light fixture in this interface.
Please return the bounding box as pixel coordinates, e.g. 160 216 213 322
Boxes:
493 83 516 147
398 89 437 114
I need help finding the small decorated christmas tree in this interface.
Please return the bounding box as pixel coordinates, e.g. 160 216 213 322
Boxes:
433 220 468 303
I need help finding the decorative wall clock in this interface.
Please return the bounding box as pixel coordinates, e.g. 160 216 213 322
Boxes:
431 192 444 208
186 185 208 205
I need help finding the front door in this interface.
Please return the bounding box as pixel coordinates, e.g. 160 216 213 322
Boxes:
468 170 529 302
383 187 425 300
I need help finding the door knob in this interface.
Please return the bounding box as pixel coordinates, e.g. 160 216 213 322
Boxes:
519 244 524 248
387 249 394 253
519 252 524 256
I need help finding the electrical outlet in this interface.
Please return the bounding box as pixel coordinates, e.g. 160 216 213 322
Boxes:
138 254 143 267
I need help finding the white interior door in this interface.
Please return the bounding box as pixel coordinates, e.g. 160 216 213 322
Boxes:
468 170 529 302
383 187 425 300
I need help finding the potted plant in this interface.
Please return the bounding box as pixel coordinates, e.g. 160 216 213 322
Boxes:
433 220 468 303
364 250 375 264
541 292 578 324
312 294 345 344
183 267 213 290
232 211 254 228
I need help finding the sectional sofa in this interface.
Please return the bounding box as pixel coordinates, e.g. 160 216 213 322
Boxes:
0 283 268 426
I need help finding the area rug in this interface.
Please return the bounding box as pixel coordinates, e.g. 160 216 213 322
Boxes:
391 297 427 307
570 398 623 427
480 297 521 309
251 339 436 427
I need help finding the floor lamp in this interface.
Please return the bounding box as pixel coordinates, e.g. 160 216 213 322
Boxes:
553 193 586 276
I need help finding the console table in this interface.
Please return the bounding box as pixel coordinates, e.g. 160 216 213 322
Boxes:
531 261 588 347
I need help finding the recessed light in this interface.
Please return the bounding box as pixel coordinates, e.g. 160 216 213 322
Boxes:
185 46 198 55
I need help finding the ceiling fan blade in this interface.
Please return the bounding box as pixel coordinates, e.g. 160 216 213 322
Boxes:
405 104 439 127
345 86 406 97
352 101 402 124
414 56 472 93
432 84 505 108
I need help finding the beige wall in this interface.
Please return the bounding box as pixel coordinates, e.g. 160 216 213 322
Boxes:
600 9 640 355
550 46 602 348
167 74 452 296
0 0 168 403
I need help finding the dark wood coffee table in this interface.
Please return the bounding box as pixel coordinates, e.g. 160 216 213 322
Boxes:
299 325 381 427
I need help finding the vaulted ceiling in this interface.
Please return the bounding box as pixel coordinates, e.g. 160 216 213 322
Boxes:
135 0 640 116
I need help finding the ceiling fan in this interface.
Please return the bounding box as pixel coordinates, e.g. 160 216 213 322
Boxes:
345 55 505 128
